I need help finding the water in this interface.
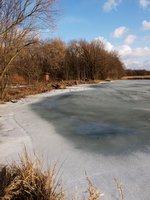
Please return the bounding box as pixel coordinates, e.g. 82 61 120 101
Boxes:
31 80 150 155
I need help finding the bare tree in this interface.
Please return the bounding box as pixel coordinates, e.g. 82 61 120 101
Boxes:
64 40 83 80
64 39 125 81
0 0 58 99
13 41 43 84
41 39 66 80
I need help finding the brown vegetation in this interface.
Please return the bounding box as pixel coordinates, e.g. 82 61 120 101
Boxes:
0 151 101 200
3 83 53 102
122 75 150 80
0 150 126 200
0 151 65 200
1 80 103 103
125 69 150 76
0 37 125 101
64 40 125 81
123 69 150 80
0 0 58 99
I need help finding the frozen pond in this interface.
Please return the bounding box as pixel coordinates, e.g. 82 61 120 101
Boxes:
0 80 150 200
31 80 150 155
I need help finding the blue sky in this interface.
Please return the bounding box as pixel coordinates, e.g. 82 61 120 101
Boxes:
41 0 150 70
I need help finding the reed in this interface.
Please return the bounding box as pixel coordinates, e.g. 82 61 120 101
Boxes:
0 150 124 200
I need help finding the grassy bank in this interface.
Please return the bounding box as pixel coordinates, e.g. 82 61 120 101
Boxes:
0 80 102 103
122 75 150 80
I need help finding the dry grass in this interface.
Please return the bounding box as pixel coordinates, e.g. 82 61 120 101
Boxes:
122 75 150 80
0 150 102 200
0 80 103 103
0 150 126 200
86 178 102 200
3 83 53 102
114 178 124 200
0 151 65 200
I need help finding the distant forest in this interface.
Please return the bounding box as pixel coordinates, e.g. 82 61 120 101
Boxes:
125 69 150 76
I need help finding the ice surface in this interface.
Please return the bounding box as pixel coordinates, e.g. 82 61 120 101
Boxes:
0 81 150 200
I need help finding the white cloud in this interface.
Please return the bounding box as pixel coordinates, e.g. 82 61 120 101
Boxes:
125 35 136 45
95 36 114 51
124 59 150 70
139 0 150 9
118 45 150 57
94 33 150 70
142 60 150 70
142 20 150 30
118 45 132 56
113 26 128 38
93 34 150 70
103 0 121 12
117 44 150 69
132 47 150 57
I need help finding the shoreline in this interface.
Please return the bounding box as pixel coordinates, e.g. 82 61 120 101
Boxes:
0 80 106 104
1 77 150 104
122 75 150 80
2 76 150 104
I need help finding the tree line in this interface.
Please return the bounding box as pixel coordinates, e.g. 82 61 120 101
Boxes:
0 36 126 99
8 38 125 82
125 69 150 76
